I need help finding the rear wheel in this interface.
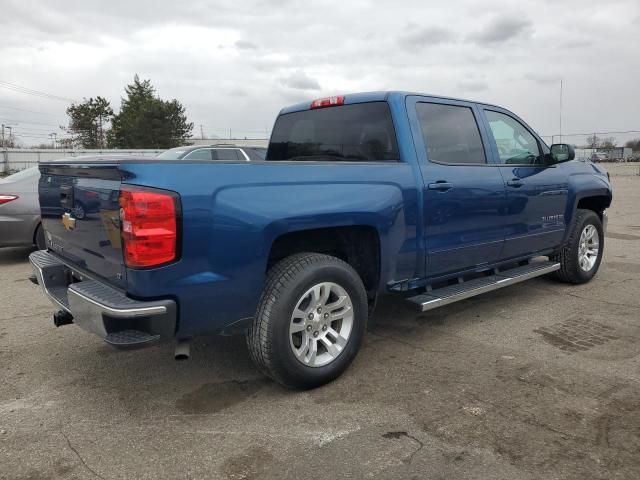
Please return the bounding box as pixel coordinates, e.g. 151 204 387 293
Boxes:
34 224 46 250
551 209 604 284
247 253 367 389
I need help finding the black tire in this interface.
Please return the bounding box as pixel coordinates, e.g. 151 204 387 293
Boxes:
247 253 368 390
550 209 604 284
34 224 46 250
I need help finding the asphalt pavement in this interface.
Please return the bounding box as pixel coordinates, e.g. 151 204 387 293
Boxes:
1 164 639 479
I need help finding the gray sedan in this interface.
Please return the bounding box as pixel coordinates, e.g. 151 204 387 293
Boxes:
0 167 45 249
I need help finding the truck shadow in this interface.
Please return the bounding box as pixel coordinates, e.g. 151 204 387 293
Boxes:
0 246 34 266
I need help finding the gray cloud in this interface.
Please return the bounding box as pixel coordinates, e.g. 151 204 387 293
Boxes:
279 70 321 90
235 40 258 50
0 0 638 146
399 26 456 47
524 72 561 85
457 78 489 92
468 15 534 45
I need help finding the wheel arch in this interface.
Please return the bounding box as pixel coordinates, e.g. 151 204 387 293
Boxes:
266 225 381 300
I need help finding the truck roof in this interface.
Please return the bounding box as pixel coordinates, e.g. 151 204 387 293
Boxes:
279 91 502 115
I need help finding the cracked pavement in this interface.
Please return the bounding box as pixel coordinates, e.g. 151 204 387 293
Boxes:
1 164 639 479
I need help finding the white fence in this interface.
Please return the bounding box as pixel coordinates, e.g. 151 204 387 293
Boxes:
2 149 163 173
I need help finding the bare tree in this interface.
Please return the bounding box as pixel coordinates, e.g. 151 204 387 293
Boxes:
585 134 600 148
600 137 616 148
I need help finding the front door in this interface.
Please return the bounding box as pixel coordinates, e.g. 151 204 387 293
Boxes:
480 108 569 259
408 97 508 278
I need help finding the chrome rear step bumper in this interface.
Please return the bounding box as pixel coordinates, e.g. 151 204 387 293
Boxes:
29 250 176 343
407 260 560 312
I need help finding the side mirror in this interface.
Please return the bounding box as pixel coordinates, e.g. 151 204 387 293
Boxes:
550 143 575 163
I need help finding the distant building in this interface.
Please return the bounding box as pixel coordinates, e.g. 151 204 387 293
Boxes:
597 147 633 160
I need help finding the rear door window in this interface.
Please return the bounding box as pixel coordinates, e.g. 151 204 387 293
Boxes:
416 103 486 164
267 102 399 161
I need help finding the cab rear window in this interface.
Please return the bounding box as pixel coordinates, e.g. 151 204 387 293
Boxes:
266 102 399 162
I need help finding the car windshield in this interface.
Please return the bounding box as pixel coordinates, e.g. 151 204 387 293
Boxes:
156 147 189 160
0 166 39 183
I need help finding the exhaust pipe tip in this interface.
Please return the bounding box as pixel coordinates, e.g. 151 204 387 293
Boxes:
53 310 73 328
175 340 190 360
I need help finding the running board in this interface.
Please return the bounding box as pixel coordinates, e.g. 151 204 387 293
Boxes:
407 261 560 312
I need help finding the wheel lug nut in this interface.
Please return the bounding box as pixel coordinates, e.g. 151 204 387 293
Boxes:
317 307 322 313
313 331 319 337
306 325 312 331
323 313 329 319
308 313 314 320
322 325 327 331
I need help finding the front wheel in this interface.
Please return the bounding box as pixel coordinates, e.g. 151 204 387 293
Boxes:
550 209 604 284
247 253 368 389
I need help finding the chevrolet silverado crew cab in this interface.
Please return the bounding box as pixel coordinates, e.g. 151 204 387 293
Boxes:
29 92 612 389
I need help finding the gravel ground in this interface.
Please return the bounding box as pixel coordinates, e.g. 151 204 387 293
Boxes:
1 164 639 480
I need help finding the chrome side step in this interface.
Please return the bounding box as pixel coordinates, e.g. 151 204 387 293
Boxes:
407 260 560 312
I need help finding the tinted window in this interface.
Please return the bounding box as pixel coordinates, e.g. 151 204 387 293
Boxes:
267 102 399 161
485 110 543 165
183 149 212 160
416 103 486 164
214 149 241 161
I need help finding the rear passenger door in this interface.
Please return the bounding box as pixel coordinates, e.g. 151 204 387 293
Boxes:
407 97 507 278
479 108 569 259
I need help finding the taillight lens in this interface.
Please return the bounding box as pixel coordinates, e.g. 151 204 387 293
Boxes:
119 186 180 268
310 95 344 109
0 195 19 205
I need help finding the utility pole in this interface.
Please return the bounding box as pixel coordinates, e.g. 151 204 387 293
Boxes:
50 133 57 149
1 124 6 174
229 128 232 140
559 79 563 144
5 126 12 148
200 124 204 140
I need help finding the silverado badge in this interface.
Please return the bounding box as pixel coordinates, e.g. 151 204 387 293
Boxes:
62 212 76 231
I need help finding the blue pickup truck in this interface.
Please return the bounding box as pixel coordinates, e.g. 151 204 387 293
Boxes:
29 91 612 389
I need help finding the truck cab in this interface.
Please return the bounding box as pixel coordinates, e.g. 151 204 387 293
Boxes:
30 91 612 389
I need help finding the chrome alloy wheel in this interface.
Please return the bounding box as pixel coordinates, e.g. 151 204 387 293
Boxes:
289 282 354 368
578 224 600 272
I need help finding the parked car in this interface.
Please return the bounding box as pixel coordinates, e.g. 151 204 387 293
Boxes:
591 152 609 162
0 167 46 249
157 144 267 161
29 92 612 389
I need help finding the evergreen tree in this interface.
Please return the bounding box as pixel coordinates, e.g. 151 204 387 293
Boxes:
65 96 113 148
109 75 193 148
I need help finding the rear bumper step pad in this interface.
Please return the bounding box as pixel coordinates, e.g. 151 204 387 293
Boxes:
29 250 176 345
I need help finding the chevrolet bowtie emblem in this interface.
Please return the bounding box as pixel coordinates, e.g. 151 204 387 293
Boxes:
62 212 76 231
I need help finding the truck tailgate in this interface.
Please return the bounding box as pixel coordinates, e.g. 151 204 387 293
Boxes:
38 163 126 289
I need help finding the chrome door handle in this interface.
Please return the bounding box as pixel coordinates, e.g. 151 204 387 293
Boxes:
428 182 453 191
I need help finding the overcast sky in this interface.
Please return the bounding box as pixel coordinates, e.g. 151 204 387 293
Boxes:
1 0 639 146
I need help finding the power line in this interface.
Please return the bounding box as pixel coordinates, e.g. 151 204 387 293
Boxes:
0 80 76 103
0 104 66 118
541 130 640 138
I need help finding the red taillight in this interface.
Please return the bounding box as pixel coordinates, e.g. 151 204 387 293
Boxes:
0 195 19 205
119 186 179 268
310 95 344 109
